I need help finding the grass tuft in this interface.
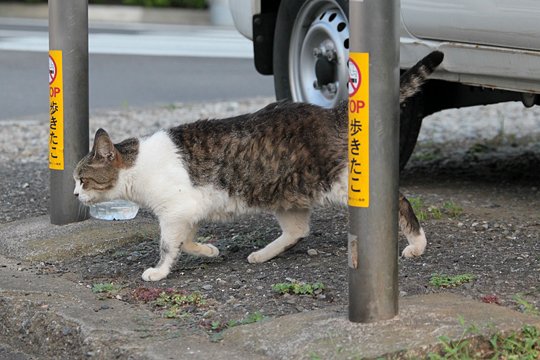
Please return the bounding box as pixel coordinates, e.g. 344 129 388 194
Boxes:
91 282 120 294
428 320 540 359
409 197 463 221
429 273 474 288
271 280 325 296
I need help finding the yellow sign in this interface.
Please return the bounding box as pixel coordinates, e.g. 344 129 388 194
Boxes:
49 50 64 170
348 52 369 207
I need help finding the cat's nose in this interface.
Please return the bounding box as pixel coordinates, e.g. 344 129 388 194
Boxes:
74 192 79 197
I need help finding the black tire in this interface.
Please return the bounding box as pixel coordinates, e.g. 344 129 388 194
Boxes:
273 0 349 106
273 0 424 169
399 94 425 170
273 0 309 101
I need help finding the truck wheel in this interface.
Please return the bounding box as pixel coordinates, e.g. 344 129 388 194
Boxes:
399 93 425 169
273 0 349 109
273 0 424 169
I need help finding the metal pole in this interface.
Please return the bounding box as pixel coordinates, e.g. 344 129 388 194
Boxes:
49 0 89 225
347 0 399 322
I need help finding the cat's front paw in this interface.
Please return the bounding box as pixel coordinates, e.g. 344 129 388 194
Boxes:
247 250 270 264
141 267 169 281
401 245 424 258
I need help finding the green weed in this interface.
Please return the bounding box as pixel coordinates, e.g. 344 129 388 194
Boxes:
514 294 540 316
412 147 443 162
226 311 265 328
205 311 266 336
466 143 492 155
429 273 474 288
409 197 463 221
271 280 325 296
442 201 463 218
488 325 540 359
408 197 428 221
428 319 540 359
155 291 205 318
210 320 222 331
429 316 479 359
428 205 443 220
91 282 120 294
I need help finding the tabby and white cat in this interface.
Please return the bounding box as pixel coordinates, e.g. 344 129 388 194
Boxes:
74 51 444 281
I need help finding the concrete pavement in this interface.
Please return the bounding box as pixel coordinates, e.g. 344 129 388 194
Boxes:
1 216 539 359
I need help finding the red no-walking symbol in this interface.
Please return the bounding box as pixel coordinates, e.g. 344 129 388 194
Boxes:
49 55 57 85
348 58 361 97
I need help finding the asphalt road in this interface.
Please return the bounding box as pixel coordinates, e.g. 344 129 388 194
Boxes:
0 19 275 120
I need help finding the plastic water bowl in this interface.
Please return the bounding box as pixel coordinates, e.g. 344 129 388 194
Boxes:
89 200 139 221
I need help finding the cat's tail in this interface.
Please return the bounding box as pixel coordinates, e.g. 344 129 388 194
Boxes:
399 51 444 104
335 51 443 114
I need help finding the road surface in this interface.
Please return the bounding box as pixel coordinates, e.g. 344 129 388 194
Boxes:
0 18 275 120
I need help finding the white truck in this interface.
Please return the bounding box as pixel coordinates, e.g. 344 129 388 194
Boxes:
229 0 540 168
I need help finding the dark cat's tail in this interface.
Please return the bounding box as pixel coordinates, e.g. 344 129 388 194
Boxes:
399 51 444 103
335 51 443 114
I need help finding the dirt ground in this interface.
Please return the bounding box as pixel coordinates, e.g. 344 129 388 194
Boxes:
26 138 539 338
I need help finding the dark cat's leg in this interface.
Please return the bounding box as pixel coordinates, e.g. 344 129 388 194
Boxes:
399 193 427 257
141 221 218 281
247 209 311 263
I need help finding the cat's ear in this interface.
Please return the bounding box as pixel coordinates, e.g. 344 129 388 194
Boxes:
92 128 116 161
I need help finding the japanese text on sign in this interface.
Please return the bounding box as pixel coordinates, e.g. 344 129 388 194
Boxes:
348 53 369 207
49 50 64 170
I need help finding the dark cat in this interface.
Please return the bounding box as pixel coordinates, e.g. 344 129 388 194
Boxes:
74 51 444 281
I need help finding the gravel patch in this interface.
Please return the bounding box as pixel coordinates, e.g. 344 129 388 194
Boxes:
419 101 540 144
0 97 274 164
1 98 539 335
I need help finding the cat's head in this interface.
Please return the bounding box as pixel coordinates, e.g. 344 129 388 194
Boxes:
73 129 138 205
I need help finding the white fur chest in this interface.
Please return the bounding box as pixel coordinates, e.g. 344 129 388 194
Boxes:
126 131 192 215
124 131 253 222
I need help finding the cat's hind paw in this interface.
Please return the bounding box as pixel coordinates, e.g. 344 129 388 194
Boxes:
204 244 220 257
402 228 427 258
401 245 424 258
247 250 271 264
181 242 220 257
142 267 169 281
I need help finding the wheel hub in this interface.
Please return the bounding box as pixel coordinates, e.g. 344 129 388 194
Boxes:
289 1 349 108
314 48 337 89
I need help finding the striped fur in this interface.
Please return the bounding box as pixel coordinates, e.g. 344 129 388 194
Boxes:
400 51 444 103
